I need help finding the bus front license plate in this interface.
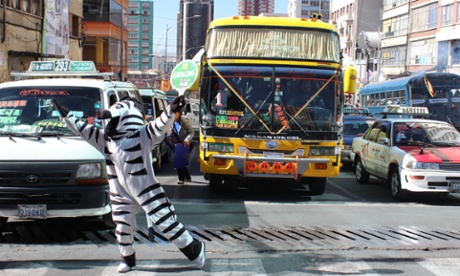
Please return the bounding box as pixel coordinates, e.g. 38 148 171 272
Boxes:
450 182 460 192
18 204 47 219
264 152 284 159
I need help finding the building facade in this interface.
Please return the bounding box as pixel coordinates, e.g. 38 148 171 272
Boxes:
127 0 154 71
330 0 383 85
177 0 213 61
238 0 274 16
82 0 128 80
288 0 331 22
0 0 83 81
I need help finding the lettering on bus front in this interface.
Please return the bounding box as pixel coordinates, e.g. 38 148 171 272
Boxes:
244 135 301 140
215 109 243 129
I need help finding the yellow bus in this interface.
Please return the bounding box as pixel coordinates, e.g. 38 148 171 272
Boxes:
194 15 356 194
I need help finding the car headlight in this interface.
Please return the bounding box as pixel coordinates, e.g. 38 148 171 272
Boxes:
207 143 234 153
405 161 440 170
77 163 102 178
309 146 340 156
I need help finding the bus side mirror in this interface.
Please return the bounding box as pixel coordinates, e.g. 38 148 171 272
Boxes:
343 65 357 94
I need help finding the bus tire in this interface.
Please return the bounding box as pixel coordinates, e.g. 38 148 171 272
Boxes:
355 157 370 184
209 174 224 193
308 178 326 195
299 177 326 195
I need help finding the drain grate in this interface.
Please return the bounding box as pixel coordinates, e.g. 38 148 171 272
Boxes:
3 222 460 249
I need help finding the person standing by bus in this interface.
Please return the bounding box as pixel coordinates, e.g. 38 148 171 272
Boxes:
169 110 195 184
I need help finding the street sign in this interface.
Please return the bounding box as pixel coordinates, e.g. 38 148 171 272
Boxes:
170 60 199 95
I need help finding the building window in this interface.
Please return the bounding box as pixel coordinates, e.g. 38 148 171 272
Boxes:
411 3 438 32
31 0 40 15
383 14 408 37
10 0 19 9
441 4 453 27
409 38 437 65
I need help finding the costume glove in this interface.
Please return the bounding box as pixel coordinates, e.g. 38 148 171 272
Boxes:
51 98 70 117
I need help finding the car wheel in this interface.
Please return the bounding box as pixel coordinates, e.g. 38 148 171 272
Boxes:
153 150 162 172
0 217 8 231
163 147 170 163
355 157 370 183
389 168 409 200
209 174 224 193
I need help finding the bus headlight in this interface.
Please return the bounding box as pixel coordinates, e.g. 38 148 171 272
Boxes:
309 146 338 156
77 163 102 178
405 161 440 170
207 143 234 153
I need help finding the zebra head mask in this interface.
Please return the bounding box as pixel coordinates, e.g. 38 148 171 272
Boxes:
97 97 145 139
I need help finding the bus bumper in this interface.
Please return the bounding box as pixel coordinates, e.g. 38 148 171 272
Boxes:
208 154 336 180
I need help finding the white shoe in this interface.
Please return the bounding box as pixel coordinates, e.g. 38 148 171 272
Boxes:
117 262 132 273
194 241 206 269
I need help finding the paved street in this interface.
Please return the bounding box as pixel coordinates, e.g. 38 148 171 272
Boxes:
3 150 460 275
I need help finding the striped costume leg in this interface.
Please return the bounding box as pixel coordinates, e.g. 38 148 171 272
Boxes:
110 190 140 258
138 183 194 249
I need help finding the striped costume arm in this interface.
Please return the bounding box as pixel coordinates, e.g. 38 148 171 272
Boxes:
145 110 174 148
64 114 106 152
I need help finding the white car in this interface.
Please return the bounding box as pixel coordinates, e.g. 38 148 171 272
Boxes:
351 105 460 200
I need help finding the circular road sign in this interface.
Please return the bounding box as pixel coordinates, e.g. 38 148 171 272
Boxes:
170 60 199 94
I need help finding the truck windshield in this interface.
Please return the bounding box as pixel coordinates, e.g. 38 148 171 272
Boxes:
0 86 102 136
200 65 338 134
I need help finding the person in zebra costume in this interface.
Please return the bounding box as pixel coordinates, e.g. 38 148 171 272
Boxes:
52 96 205 273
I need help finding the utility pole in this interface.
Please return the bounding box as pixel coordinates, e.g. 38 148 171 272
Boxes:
120 0 124 81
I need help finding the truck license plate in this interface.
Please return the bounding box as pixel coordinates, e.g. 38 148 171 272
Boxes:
450 182 460 192
18 204 47 219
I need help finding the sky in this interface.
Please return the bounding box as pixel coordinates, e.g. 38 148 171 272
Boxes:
153 0 290 56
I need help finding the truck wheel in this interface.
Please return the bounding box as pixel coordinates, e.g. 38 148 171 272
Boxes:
389 168 408 201
355 157 370 183
309 178 326 195
209 174 224 193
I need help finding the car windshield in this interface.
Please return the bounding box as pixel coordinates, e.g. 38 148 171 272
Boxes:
344 118 374 136
0 86 102 136
393 121 460 145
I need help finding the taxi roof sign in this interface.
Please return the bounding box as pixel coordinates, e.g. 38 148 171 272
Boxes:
11 59 113 80
381 105 430 118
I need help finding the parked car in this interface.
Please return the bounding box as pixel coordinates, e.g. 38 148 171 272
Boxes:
139 88 171 171
351 105 460 200
0 59 142 229
341 108 376 166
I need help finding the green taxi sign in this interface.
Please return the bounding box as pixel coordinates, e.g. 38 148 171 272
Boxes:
30 61 55 71
70 61 96 72
28 60 97 72
170 60 199 94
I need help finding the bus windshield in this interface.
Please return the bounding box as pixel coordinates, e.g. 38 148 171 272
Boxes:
206 27 341 62
0 87 102 136
200 65 338 135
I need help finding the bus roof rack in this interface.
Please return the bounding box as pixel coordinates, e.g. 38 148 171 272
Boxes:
10 59 114 81
380 105 430 119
